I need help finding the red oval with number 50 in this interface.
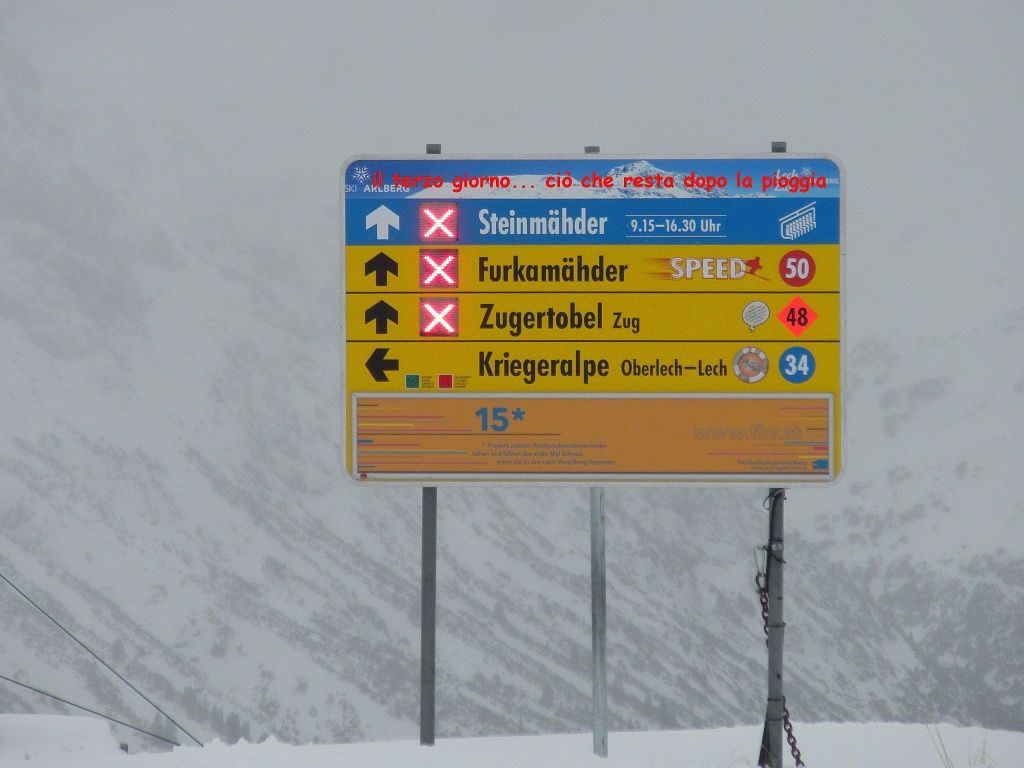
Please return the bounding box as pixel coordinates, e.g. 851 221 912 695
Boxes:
779 250 816 287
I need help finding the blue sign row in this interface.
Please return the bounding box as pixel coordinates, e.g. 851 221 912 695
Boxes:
343 157 841 247
345 196 838 246
343 157 841 199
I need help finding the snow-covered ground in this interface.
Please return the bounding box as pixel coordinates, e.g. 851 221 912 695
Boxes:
1 715 1019 768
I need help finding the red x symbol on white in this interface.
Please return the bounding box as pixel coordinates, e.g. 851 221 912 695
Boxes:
422 254 456 286
423 207 455 238
422 302 457 335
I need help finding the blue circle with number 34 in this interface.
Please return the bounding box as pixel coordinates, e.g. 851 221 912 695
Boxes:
779 346 816 383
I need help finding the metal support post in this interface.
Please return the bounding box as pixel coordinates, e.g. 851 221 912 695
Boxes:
590 486 608 758
584 142 608 759
420 141 441 748
759 488 785 767
420 486 437 746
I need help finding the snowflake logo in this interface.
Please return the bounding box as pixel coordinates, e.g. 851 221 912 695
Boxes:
352 165 370 183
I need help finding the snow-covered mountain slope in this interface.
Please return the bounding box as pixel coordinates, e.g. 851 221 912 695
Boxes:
1 127 1021 745
1 1 1022 753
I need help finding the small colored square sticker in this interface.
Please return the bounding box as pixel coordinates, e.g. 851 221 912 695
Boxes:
437 374 454 389
405 374 421 389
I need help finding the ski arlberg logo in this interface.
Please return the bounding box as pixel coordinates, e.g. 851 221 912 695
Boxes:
347 165 385 191
351 165 370 184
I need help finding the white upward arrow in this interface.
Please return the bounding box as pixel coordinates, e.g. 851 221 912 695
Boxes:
365 205 400 240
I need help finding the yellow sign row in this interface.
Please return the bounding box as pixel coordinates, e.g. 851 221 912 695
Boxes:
346 292 839 342
347 340 840 394
346 244 840 294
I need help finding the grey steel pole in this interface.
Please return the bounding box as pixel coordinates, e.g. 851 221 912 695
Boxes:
583 144 608 759
590 486 608 758
420 486 437 746
420 140 441 749
760 488 785 767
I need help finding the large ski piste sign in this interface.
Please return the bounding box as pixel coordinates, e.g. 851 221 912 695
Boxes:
342 156 843 482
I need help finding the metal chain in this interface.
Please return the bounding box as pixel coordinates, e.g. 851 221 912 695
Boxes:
756 569 770 635
782 698 804 767
755 569 805 767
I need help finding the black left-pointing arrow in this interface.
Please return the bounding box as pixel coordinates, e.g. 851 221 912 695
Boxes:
365 252 399 287
366 347 399 382
364 300 399 334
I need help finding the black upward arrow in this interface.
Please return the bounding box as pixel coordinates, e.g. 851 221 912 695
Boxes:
365 300 399 334
366 347 399 382
365 252 399 287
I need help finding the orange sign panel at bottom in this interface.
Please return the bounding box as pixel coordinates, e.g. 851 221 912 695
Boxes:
351 394 834 482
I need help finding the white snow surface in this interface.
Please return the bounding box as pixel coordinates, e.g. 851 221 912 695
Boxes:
0 715 124 762
1 716 1020 768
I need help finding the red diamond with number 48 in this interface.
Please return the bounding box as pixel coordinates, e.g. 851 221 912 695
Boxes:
778 296 818 338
